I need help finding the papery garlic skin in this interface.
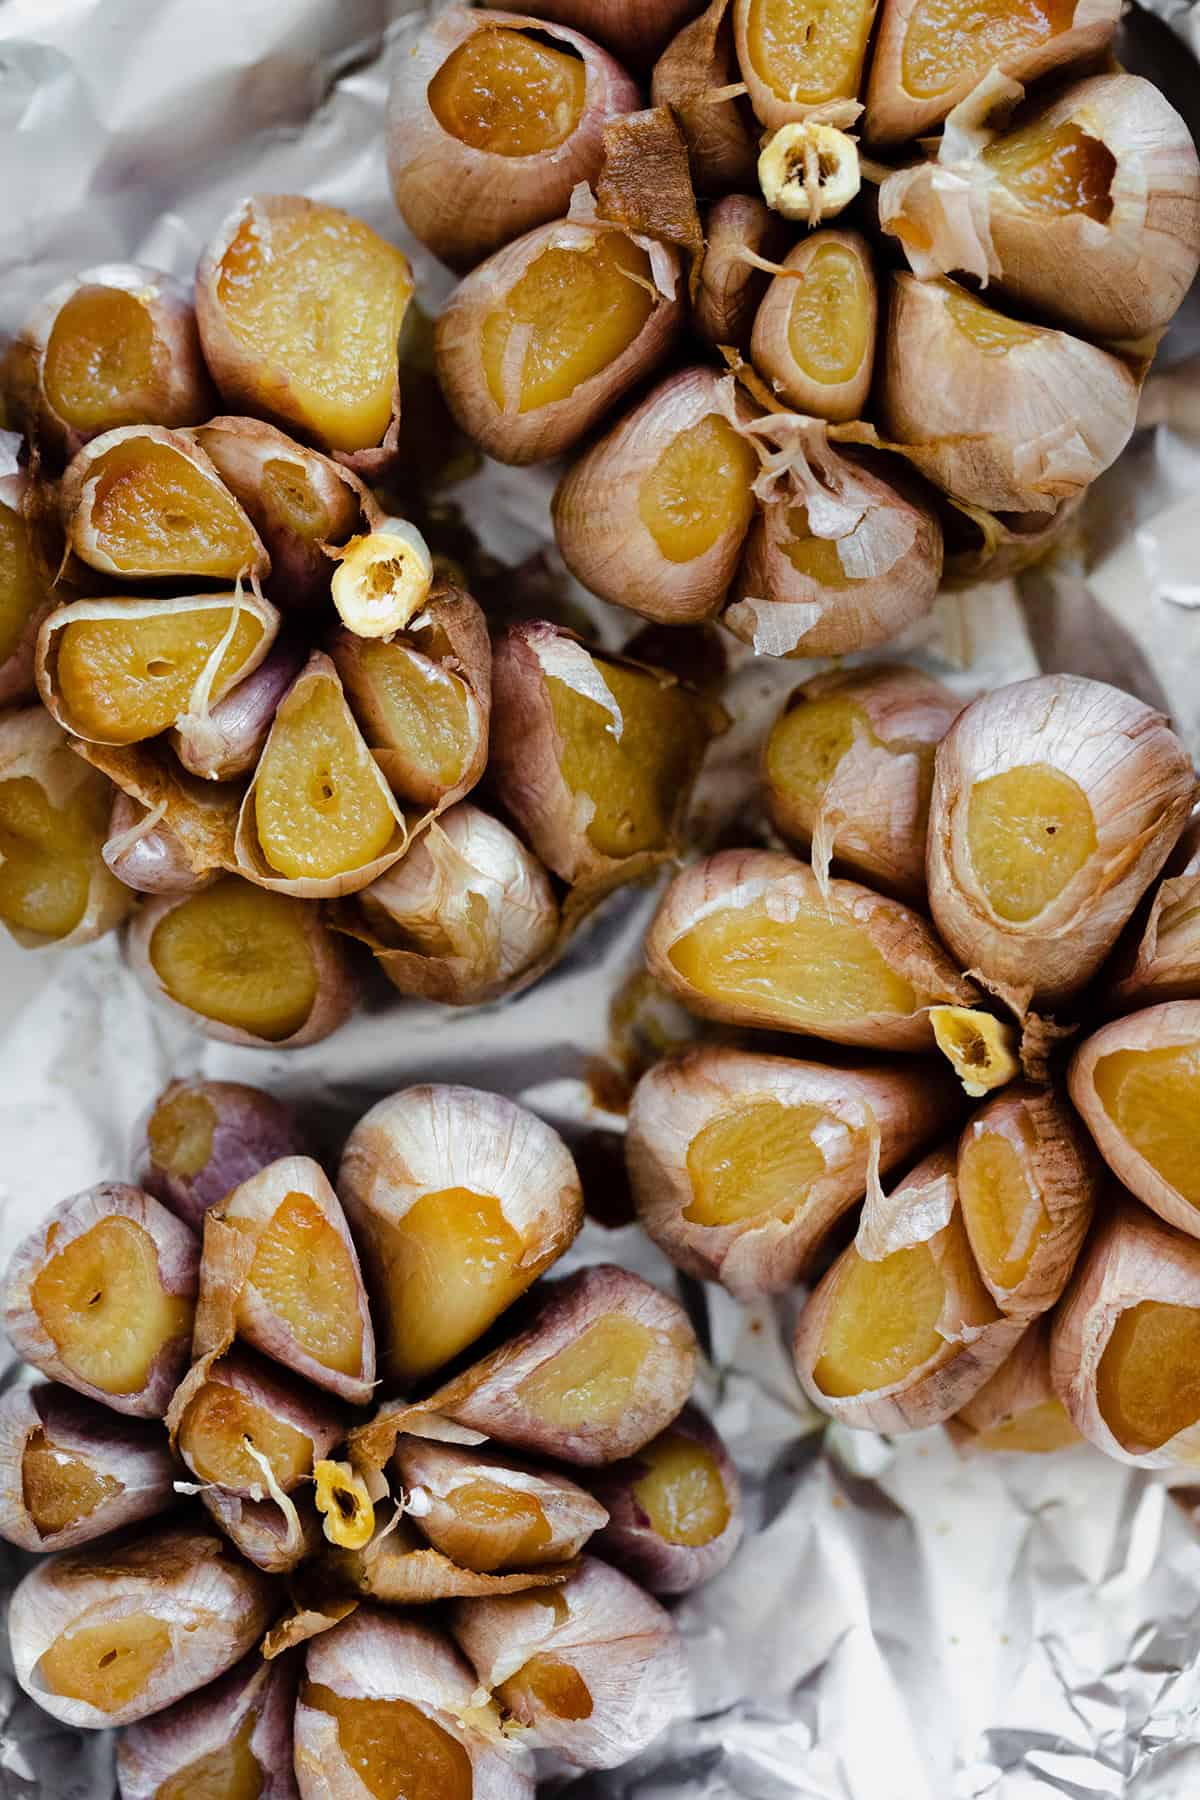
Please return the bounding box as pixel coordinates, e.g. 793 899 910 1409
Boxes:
136 1079 308 1233
1108 811 1200 1011
588 1404 743 1594
452 1554 690 1769
393 1437 609 1573
9 1522 276 1730
202 1485 324 1576
553 367 758 624
646 848 977 1051
103 790 215 897
750 230 877 422
941 495 1079 588
337 803 560 1006
953 1319 1081 1455
881 275 1138 513
926 674 1197 1008
627 1045 961 1295
652 0 758 195
0 1382 176 1553
294 1605 533 1800
389 7 639 272
514 0 702 65
2 1184 197 1418
693 194 785 352
172 638 306 783
117 1650 300 1800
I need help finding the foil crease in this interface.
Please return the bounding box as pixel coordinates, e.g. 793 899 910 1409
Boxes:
2 2 1200 1796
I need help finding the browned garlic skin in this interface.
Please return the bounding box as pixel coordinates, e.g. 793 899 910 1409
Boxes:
952 1318 1082 1455
517 0 702 65
926 674 1197 1008
135 1078 308 1234
294 1605 534 1800
652 0 758 194
103 790 217 897
172 638 306 783
326 1511 581 1604
393 1436 609 1572
389 7 639 272
750 231 877 423
627 1045 961 1295
9 1521 277 1729
434 219 683 466
452 1554 691 1769
693 194 786 351
0 1382 176 1554
117 1649 301 1800
587 1403 743 1594
2 1184 198 1418
1107 811 1200 1011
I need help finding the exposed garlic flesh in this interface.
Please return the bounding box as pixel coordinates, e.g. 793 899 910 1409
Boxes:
758 122 861 223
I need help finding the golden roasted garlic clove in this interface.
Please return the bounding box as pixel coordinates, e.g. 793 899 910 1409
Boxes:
337 1084 583 1388
37 587 281 748
952 1319 1081 1454
434 217 683 466
2 263 215 464
393 1437 608 1574
2 1184 197 1418
234 651 410 898
956 1082 1099 1321
645 848 977 1051
196 196 413 472
128 875 356 1049
350 1264 697 1471
8 1522 276 1730
0 435 54 707
627 1044 960 1295
116 1649 299 1800
330 516 433 640
723 418 943 658
489 620 723 890
452 1555 690 1770
170 1345 344 1502
329 578 491 811
103 789 216 897
750 230 876 422
1068 1001 1200 1241
1107 811 1200 1011
1050 1201 1200 1467
881 275 1139 513
863 0 1119 147
652 0 758 193
0 707 132 948
929 1006 1020 1099
294 1604 534 1800
0 1382 176 1553
879 74 1200 343
926 673 1197 1007
552 367 758 625
757 123 862 223
693 194 787 352
763 662 962 900
136 1078 307 1234
794 1148 1024 1432
587 1404 743 1594
172 638 306 784
335 803 560 1007
389 6 639 272
733 0 874 129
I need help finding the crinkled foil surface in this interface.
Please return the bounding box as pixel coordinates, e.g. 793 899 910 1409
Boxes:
3 1 1200 1794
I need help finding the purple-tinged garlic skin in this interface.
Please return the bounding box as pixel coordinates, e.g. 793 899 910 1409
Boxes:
0 1381 176 1554
693 194 784 352
169 1344 344 1500
172 638 306 783
135 1077 308 1234
588 1403 743 1594
201 1486 325 1576
2 1184 198 1418
103 790 216 897
117 1650 301 1799
452 1554 691 1769
294 1605 534 1800
393 1436 609 1572
516 0 703 65
9 1521 277 1729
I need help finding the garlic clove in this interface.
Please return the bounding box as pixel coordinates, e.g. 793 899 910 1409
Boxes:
116 1648 300 1800
433 217 683 466
334 803 560 1007
1 263 216 465
552 367 759 625
326 1510 580 1604
952 1319 1082 1455
758 122 862 223
135 1078 308 1235
195 1154 376 1405
930 1006 1020 1098
80 737 240 899
337 1085 583 1389
196 196 413 474
734 0 873 130
392 1436 609 1574
0 436 55 709
693 194 789 352
168 1344 344 1505
330 517 433 640
349 1263 697 1471
389 7 639 273
645 847 977 1051
172 637 307 784
880 274 1140 513
0 1381 176 1554
201 1481 325 1578
103 789 218 897
314 1458 377 1551
0 707 132 948
8 1520 276 1729
488 619 724 891
750 229 877 422
1050 1200 1200 1468
763 661 962 900
586 1403 743 1594
2 1183 197 1418
652 0 758 194
627 1044 961 1296
518 0 704 66
294 1604 533 1800
1068 1000 1200 1242
451 1554 690 1770
926 673 1197 1007
1106 809 1200 1011
863 0 1119 147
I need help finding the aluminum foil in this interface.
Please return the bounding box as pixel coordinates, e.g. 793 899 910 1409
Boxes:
2 2 1200 1795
